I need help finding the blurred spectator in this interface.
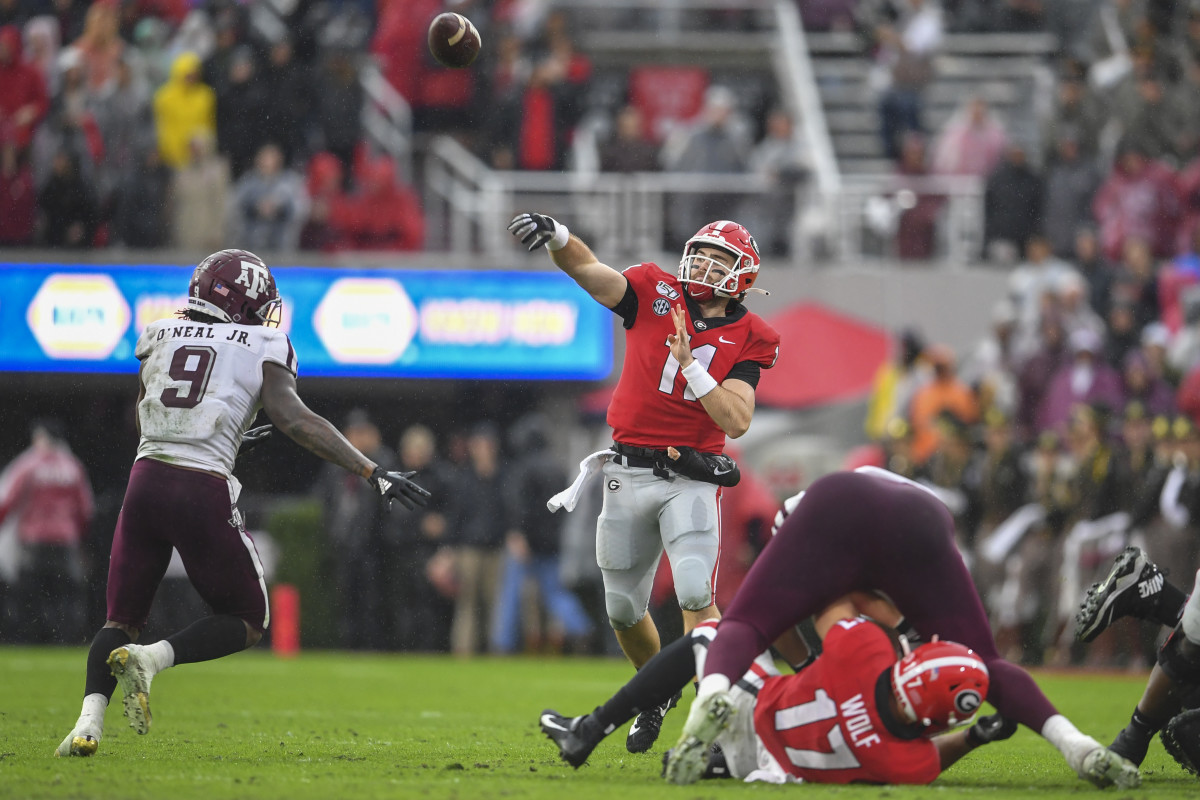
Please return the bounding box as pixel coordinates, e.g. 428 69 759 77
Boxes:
261 37 310 168
1103 297 1143 369
491 414 593 654
0 23 48 158
1072 225 1117 320
393 424 457 653
298 151 346 251
153 50 215 169
1009 235 1080 356
1092 139 1181 261
1042 133 1103 260
1016 313 1070 437
0 139 35 244
228 141 309 253
520 12 591 170
1037 328 1124 434
1112 235 1163 329
1168 56 1200 157
1121 349 1176 417
93 54 150 226
312 48 363 189
214 45 268 180
0 420 93 644
891 131 944 259
908 344 979 465
1159 226 1200 334
598 104 659 173
37 147 97 247
313 410 400 650
50 0 87 47
130 16 171 90
932 95 1008 178
327 157 424 251
741 107 809 257
1056 270 1107 342
1175 149 1200 254
448 422 508 656
662 84 751 245
1141 321 1177 386
865 327 930 442
481 31 530 169
112 144 170 247
165 9 215 66
1039 73 1105 166
960 299 1021 417
71 0 121 95
984 145 1044 262
871 0 943 160
1116 69 1189 161
170 130 228 251
28 99 97 195
200 9 241 99
22 15 60 96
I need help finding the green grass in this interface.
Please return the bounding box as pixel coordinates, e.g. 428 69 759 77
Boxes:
0 647 1196 799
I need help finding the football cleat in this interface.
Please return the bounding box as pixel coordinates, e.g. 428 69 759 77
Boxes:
663 691 734 785
108 645 155 735
661 742 730 780
539 709 606 768
1079 746 1142 789
627 689 681 753
54 729 99 758
1108 724 1153 767
1075 546 1165 643
1162 708 1200 777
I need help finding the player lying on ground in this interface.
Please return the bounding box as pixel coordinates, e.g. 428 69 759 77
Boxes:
55 250 430 758
664 466 1140 788
1075 545 1200 775
541 592 1017 783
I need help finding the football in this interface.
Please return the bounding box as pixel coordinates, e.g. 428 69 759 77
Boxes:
427 12 481 69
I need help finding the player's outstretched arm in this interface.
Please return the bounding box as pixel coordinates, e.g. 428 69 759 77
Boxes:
260 362 377 479
508 213 627 308
935 713 1018 770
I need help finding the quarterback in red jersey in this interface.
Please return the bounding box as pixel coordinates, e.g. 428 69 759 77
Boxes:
511 212 780 753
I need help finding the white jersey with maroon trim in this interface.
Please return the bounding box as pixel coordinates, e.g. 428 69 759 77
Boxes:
134 319 297 477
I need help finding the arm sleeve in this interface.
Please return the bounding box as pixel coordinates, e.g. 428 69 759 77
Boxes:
262 332 299 376
725 360 762 388
611 281 639 329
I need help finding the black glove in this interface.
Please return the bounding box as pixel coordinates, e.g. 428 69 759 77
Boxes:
666 446 741 487
237 425 273 458
508 212 563 252
966 713 1017 747
367 467 432 511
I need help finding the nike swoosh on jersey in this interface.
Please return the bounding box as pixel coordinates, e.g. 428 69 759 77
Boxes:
541 714 570 732
718 336 735 344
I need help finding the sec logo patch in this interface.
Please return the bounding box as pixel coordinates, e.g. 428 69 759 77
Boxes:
607 478 622 492
652 297 670 316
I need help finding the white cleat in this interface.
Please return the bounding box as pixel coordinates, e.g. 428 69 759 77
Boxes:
1080 747 1141 789
663 691 734 785
54 728 99 757
108 645 154 735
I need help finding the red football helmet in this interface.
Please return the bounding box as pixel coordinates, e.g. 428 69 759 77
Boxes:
186 249 281 326
890 639 989 735
677 220 765 301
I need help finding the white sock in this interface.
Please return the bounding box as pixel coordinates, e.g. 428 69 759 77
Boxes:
1041 714 1100 773
144 640 175 673
1181 569 1200 643
78 693 108 734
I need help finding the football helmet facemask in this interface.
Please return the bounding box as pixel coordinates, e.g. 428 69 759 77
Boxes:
890 638 989 735
677 220 765 302
187 249 282 326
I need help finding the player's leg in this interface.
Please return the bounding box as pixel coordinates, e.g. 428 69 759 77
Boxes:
112 470 269 736
57 462 173 756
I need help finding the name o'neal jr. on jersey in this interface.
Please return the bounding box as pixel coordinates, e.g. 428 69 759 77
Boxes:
134 319 297 477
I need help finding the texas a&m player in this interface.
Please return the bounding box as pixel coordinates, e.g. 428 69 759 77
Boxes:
55 250 430 757
509 212 780 753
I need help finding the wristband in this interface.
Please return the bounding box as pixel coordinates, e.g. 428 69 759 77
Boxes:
547 222 570 250
965 724 986 748
682 359 719 398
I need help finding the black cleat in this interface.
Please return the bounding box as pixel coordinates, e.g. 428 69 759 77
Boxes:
627 690 681 753
1109 725 1153 767
1162 708 1200 777
540 709 606 768
662 742 731 780
1075 546 1165 643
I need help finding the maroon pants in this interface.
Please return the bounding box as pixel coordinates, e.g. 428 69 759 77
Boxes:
107 458 268 632
705 470 1058 732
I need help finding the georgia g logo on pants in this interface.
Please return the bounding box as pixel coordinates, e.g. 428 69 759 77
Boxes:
607 478 622 492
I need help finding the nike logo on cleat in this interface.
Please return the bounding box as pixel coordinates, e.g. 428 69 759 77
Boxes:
1138 574 1163 598
541 715 569 732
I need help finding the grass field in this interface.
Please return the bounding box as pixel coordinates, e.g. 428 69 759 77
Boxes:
0 647 1196 799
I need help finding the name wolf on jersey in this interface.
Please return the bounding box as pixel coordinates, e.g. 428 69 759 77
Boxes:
153 324 254 346
839 693 882 749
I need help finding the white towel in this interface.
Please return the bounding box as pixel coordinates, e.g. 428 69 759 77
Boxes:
547 449 614 513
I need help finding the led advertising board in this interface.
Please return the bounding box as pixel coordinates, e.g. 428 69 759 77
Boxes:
0 264 612 380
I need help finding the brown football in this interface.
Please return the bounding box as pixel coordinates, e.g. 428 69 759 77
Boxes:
427 12 481 69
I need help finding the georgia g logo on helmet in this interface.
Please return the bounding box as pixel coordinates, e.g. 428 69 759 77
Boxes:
954 689 983 717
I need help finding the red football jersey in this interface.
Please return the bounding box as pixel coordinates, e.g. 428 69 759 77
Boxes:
607 263 780 453
753 618 941 785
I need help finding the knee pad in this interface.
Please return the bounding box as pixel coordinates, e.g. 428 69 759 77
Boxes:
1158 625 1200 687
672 556 714 611
604 589 647 631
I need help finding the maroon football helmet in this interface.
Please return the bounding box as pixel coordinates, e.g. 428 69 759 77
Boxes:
677 220 765 301
890 639 989 735
186 249 281 326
